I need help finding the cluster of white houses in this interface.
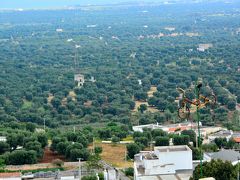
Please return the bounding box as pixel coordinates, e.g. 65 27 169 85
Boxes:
132 122 240 179
133 122 240 144
133 122 201 133
134 145 240 180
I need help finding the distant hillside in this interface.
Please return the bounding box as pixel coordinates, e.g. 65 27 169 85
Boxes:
1 0 238 10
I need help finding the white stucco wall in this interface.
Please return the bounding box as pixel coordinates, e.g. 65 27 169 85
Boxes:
156 150 192 170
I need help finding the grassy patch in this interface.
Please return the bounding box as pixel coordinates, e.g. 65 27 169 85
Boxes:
22 101 33 109
0 167 64 174
122 136 133 141
99 143 133 168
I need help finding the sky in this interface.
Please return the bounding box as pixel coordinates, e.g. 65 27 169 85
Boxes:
1 0 156 9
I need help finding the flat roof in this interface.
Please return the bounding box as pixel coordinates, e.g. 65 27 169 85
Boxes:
209 130 232 137
155 145 190 152
136 171 192 180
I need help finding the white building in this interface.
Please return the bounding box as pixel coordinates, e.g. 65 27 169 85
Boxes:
208 129 233 142
204 149 240 165
56 28 63 32
74 74 85 87
197 44 213 52
0 136 7 142
134 146 193 180
133 122 201 134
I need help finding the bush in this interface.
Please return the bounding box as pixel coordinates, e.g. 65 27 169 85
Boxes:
155 136 169 146
69 148 90 161
173 135 190 145
94 146 103 154
112 136 120 144
4 150 37 165
52 159 64 167
127 143 140 159
125 167 134 176
82 175 97 180
135 137 149 147
98 172 104 180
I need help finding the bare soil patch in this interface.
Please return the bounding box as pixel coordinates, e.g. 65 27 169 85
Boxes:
40 148 67 163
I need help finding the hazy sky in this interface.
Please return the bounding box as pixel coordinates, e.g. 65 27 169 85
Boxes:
1 0 155 9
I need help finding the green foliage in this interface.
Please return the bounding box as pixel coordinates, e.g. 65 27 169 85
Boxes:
111 136 120 144
82 175 97 180
151 129 167 138
138 104 147 113
0 142 10 155
3 150 37 165
25 122 36 132
86 154 102 170
214 137 227 149
98 172 104 180
192 159 237 180
94 146 103 154
56 142 70 155
125 167 134 176
24 141 43 158
127 143 140 159
0 158 6 170
173 135 190 145
155 136 169 146
181 130 196 144
134 137 149 147
190 146 202 160
202 143 218 152
0 3 240 166
69 148 90 161
52 159 64 167
36 133 48 148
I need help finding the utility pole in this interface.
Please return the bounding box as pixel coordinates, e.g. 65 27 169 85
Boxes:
93 137 95 154
74 126 76 133
238 157 239 180
195 80 203 178
125 145 127 162
78 158 81 180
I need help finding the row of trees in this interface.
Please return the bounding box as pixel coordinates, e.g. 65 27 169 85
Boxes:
0 122 47 165
126 129 199 159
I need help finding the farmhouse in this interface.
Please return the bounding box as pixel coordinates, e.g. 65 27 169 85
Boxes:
74 74 85 87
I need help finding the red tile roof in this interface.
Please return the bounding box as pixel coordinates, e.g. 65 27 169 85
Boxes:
169 126 188 132
234 137 240 143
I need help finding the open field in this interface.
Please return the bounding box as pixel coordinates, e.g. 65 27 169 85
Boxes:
147 86 157 97
94 143 133 168
133 101 159 113
133 86 159 113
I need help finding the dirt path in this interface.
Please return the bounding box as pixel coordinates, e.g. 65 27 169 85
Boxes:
40 148 67 163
